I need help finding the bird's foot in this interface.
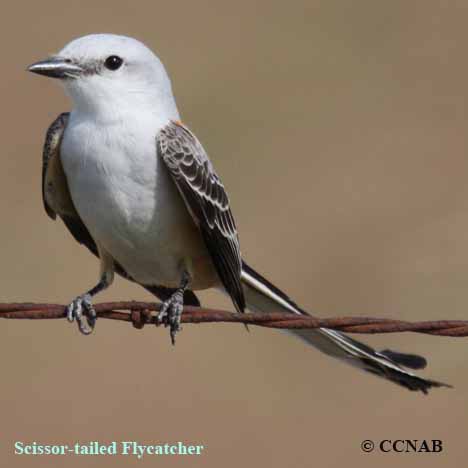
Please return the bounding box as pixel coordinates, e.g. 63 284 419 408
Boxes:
66 293 97 335
156 289 184 345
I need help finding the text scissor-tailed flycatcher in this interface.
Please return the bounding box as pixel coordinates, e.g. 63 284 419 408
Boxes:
28 34 448 392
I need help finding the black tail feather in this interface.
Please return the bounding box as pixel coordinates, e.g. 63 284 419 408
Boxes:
241 261 451 394
379 349 427 370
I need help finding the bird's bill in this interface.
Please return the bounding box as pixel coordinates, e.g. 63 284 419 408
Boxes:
27 57 83 79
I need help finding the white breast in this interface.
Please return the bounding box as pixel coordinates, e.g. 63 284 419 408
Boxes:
61 112 217 289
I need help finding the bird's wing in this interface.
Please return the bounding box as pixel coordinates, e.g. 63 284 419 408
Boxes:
157 120 245 312
42 113 200 306
42 112 99 255
42 113 73 220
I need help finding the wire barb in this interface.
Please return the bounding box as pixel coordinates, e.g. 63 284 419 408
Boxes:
0 301 468 337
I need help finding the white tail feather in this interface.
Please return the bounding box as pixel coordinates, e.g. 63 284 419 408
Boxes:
234 263 449 393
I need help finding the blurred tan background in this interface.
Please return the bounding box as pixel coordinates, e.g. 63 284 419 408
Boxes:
1 1 467 466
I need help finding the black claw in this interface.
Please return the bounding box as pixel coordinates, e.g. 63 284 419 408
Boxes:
66 294 97 335
77 317 94 335
156 290 184 344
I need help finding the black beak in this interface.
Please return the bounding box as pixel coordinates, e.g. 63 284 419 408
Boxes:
27 57 83 79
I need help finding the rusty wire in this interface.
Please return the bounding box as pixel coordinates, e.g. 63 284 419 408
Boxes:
1 301 468 337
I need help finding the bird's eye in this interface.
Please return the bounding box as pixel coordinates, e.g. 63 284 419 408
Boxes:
104 55 123 71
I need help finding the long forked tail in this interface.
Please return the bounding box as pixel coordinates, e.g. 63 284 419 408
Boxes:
240 262 450 393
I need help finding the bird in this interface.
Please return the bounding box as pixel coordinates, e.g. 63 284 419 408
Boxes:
28 33 448 393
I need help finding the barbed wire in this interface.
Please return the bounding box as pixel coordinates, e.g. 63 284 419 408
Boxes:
1 301 468 336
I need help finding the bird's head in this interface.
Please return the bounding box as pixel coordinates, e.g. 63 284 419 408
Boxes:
28 34 178 119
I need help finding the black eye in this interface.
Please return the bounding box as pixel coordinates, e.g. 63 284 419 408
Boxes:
104 55 123 71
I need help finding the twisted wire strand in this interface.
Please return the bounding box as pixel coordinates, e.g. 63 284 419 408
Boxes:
1 302 467 337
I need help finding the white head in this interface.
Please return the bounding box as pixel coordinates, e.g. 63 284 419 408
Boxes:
28 34 179 120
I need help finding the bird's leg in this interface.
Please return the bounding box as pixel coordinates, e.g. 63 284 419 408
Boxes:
66 248 114 335
156 270 190 344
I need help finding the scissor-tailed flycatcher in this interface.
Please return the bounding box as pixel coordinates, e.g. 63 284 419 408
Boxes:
28 34 447 392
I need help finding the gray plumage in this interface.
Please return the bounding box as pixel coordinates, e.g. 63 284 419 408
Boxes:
32 33 449 392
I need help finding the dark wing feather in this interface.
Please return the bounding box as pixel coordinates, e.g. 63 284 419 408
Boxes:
42 113 100 258
42 114 200 306
158 121 245 313
42 113 71 220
